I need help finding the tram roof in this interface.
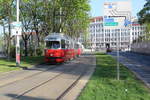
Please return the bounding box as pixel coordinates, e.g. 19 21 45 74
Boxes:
44 33 71 41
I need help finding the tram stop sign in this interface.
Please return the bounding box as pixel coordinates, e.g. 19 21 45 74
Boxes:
11 22 22 36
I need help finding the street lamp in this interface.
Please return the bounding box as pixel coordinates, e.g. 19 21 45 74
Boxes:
16 0 21 67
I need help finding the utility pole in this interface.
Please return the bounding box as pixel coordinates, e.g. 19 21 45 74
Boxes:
60 7 62 33
117 29 120 80
16 0 20 66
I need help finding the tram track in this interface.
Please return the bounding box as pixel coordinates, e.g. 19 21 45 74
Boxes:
56 66 87 100
0 57 81 89
0 55 92 100
11 61 86 100
0 63 59 88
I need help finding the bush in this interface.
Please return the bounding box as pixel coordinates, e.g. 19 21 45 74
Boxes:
10 45 16 58
28 46 34 56
36 47 43 56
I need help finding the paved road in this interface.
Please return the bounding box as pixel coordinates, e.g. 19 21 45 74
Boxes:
0 54 96 100
109 51 150 88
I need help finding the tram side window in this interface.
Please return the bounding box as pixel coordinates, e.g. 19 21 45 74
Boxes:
46 41 60 49
70 42 74 49
61 40 65 49
74 44 79 49
66 41 69 49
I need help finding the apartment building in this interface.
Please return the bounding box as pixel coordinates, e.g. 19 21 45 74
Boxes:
79 16 146 51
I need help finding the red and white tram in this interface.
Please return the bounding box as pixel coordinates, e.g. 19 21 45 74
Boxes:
44 33 83 63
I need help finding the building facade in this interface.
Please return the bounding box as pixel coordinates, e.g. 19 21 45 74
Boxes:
79 16 146 51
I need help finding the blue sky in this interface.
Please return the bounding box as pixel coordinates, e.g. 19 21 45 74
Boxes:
90 0 146 17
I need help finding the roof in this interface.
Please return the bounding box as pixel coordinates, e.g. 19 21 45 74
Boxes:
44 33 70 41
23 32 36 35
90 16 103 22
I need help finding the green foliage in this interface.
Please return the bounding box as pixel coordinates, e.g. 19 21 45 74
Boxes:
0 56 44 73
10 45 15 58
0 0 16 59
0 35 3 47
137 0 150 41
19 0 90 37
62 0 91 37
28 46 34 56
36 46 44 56
138 0 150 24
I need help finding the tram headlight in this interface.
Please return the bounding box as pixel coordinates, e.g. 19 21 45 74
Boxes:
50 54 53 56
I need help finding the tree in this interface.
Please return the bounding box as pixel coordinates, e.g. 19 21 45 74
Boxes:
0 0 15 59
60 0 90 38
138 0 150 41
1 0 91 57
138 0 150 24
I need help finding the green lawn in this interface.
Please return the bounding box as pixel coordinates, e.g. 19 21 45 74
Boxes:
0 56 44 73
78 53 150 100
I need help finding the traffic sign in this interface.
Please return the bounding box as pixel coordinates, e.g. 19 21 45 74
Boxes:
103 1 131 29
104 22 118 26
124 19 131 27
11 22 22 27
104 18 114 22
11 22 22 36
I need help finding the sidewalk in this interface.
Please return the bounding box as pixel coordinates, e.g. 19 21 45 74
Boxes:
112 54 150 88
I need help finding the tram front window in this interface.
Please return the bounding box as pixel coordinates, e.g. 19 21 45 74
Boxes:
46 41 60 49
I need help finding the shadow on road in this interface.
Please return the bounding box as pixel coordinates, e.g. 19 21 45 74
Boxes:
6 94 49 100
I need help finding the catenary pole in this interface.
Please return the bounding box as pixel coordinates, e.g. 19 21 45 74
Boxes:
16 0 20 66
117 29 120 80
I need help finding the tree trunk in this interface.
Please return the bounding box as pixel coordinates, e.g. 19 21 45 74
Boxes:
35 30 40 47
7 18 11 60
24 39 28 56
2 21 6 55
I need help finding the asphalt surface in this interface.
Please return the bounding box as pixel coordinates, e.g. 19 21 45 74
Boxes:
109 51 150 88
0 53 96 100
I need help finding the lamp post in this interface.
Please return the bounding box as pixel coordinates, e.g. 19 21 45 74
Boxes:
16 0 20 66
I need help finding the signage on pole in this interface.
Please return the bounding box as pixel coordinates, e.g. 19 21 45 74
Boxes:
103 16 126 29
12 22 22 27
11 21 22 36
104 22 118 26
103 1 132 29
103 1 132 80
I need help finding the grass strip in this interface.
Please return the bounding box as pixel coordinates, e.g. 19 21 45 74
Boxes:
78 53 150 100
0 56 44 73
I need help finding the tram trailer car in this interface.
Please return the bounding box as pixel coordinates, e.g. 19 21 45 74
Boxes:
76 42 84 57
44 33 83 63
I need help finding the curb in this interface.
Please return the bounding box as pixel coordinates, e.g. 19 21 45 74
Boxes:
111 55 150 89
120 58 150 89
61 55 96 100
